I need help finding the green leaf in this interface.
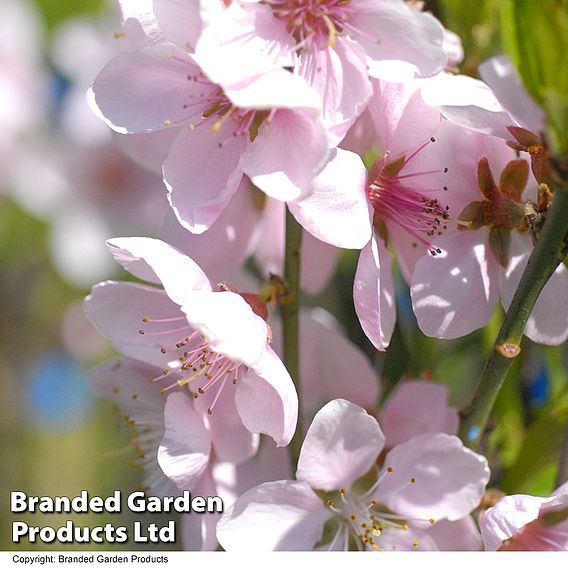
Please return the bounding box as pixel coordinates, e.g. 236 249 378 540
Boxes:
501 411 568 494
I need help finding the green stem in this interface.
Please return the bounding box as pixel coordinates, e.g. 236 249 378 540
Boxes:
556 422 568 488
281 205 303 464
459 182 568 448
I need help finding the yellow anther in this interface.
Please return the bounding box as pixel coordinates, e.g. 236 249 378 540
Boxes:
387 467 393 473
402 523 409 531
372 529 381 536
429 518 435 525
163 119 172 126
326 499 333 507
410 477 416 484
413 540 419 548
372 544 379 550
142 316 149 322
350 514 356 521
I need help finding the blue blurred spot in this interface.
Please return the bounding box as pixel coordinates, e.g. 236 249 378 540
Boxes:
26 352 92 430
48 72 71 126
467 426 481 443
527 366 549 409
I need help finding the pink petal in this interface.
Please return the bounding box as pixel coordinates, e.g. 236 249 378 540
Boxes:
411 230 500 339
216 480 331 551
368 76 442 156
379 433 490 521
118 0 164 48
235 346 298 447
88 45 209 134
420 73 516 140
244 108 330 201
480 494 550 551
106 237 212 304
288 148 372 249
296 399 385 491
479 55 545 134
193 381 259 464
296 37 372 145
196 1 295 74
89 357 164 410
254 198 339 294
427 516 482 551
160 179 260 285
380 380 458 448
114 128 179 175
180 468 222 551
84 281 185 367
153 0 208 51
157 392 211 490
297 310 380 421
353 235 396 350
499 232 568 345
351 2 446 78
164 121 248 234
181 290 269 367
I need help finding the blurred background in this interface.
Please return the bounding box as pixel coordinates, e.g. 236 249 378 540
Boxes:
1 0 567 551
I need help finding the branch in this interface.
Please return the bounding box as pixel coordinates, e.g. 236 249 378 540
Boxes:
459 182 568 448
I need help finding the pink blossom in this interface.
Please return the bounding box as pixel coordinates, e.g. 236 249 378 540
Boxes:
84 236 298 448
409 124 568 344
196 0 446 143
481 483 568 551
379 378 458 448
287 75 449 349
160 178 338 295
217 398 490 551
90 357 227 550
88 41 330 234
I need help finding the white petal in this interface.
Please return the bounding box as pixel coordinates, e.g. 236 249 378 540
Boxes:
297 399 385 491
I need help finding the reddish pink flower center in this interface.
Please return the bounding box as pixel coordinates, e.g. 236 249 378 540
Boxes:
268 0 352 50
138 315 241 415
367 138 450 256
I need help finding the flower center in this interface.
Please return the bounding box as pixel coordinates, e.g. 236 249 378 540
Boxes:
138 316 241 415
324 468 435 551
163 58 273 144
367 138 450 256
267 0 352 50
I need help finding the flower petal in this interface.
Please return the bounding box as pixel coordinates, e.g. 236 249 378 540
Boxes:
164 121 248 234
106 237 212 303
411 230 500 339
160 179 259 285
380 379 458 448
288 148 372 249
351 2 446 78
153 0 207 50
379 433 490 521
297 399 385 491
480 494 550 551
499 231 568 345
216 480 331 551
157 392 211 490
244 108 329 201
193 382 259 464
88 45 207 134
296 37 372 145
420 73 515 140
180 468 222 551
181 290 269 368
353 236 396 350
235 346 298 447
479 55 545 134
84 281 187 367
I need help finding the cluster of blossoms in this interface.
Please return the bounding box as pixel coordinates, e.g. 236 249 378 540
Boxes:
75 0 568 552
